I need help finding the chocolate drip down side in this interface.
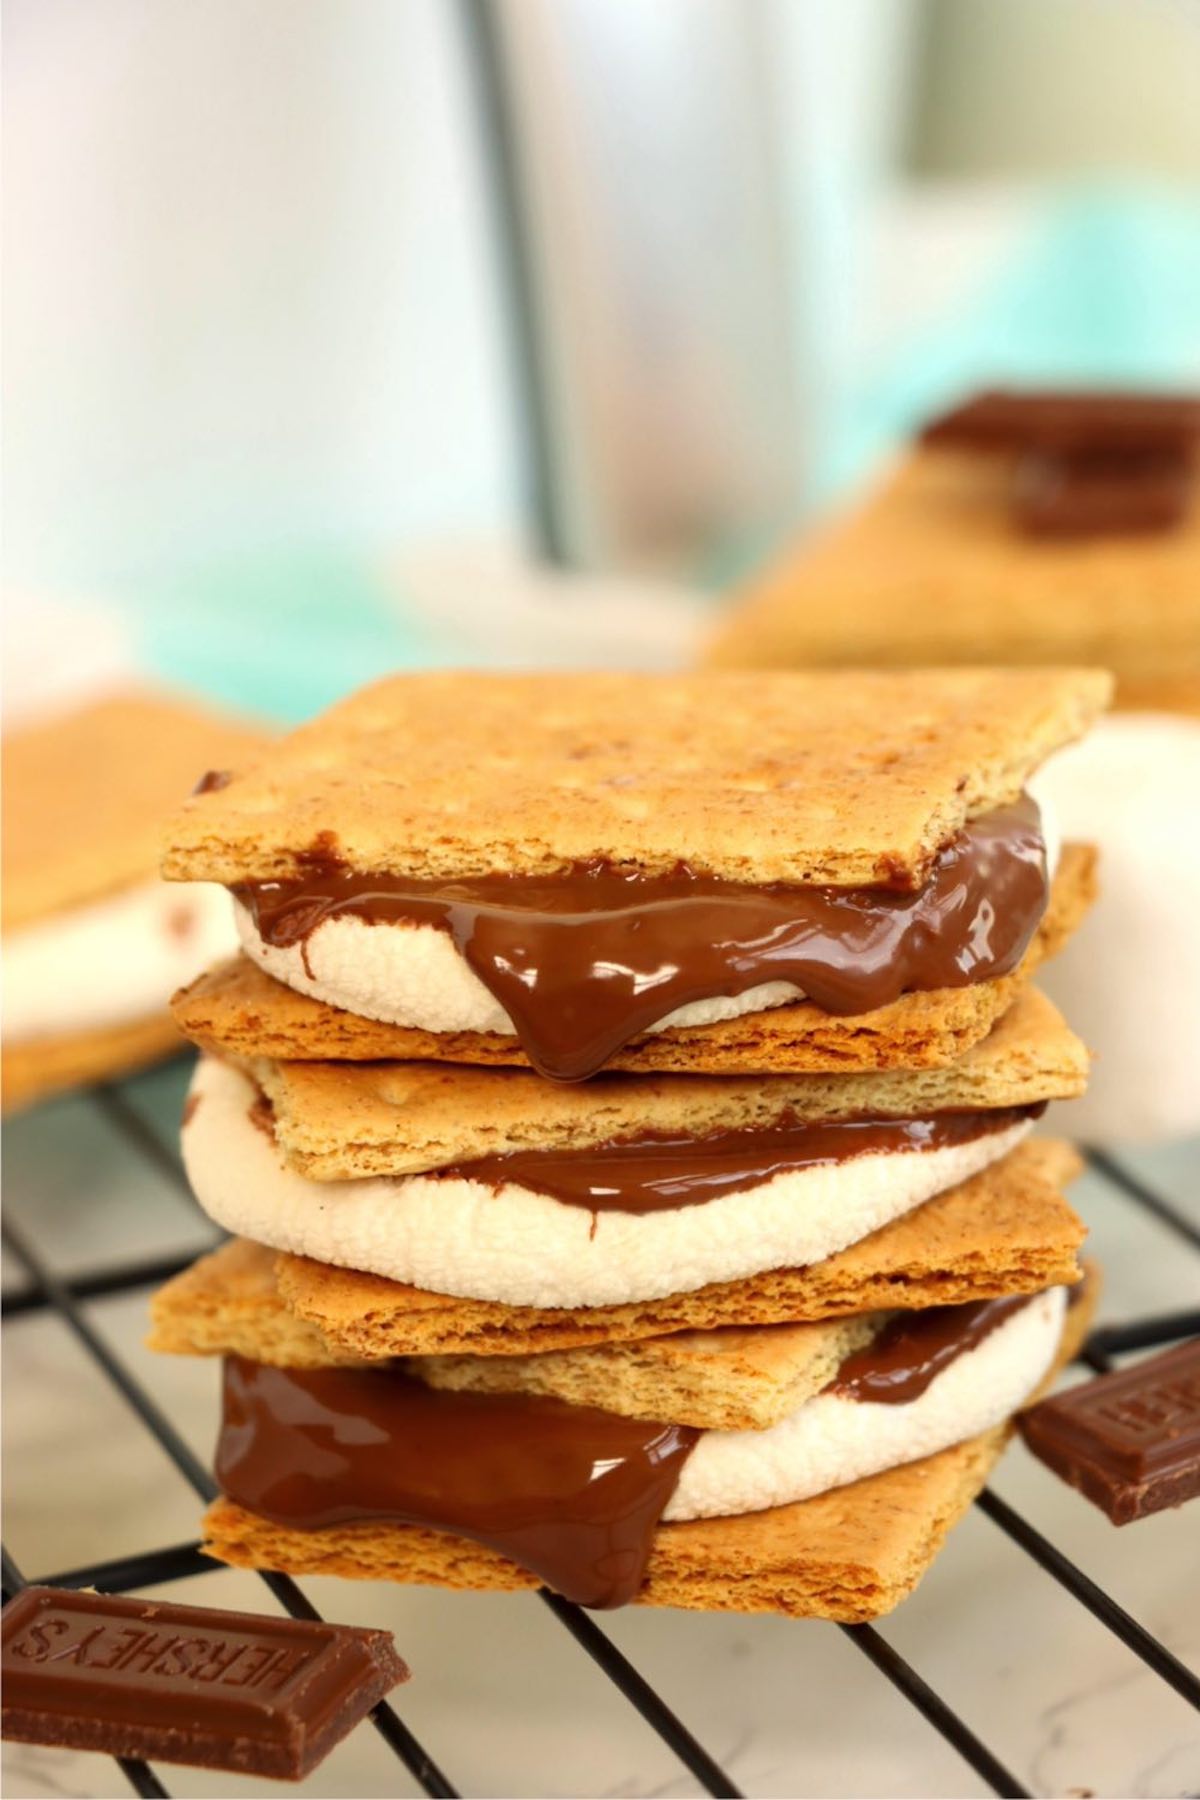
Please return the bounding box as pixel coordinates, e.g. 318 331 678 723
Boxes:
235 797 1048 1081
216 1359 697 1609
433 1105 1044 1215
829 1295 1037 1405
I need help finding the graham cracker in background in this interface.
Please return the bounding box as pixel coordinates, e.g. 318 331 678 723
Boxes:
152 1140 1085 1362
173 843 1095 1075
2 1013 185 1117
162 668 1110 888
704 447 1200 711
3 690 269 932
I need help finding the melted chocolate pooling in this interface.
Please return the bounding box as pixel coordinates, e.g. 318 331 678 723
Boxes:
216 1358 698 1609
236 797 1048 1082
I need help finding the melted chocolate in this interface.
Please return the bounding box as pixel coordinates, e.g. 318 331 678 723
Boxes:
193 769 233 795
921 388 1199 540
921 389 1200 454
247 1094 276 1141
829 1294 1035 1404
435 1105 1043 1215
216 1358 697 1609
236 798 1047 1082
1013 445 1192 537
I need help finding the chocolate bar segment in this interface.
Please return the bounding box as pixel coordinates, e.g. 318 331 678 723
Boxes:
921 388 1200 454
1019 1337 1200 1524
1 1586 408 1780
1013 446 1193 538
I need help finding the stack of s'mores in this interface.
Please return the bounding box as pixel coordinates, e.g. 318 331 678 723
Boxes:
152 668 1108 1619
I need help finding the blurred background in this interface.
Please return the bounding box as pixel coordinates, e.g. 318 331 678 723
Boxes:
4 0 1200 720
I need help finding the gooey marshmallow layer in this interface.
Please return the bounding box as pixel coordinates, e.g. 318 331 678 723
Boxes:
184 1058 1035 1309
5 880 240 1041
666 1286 1065 1521
233 785 1061 1039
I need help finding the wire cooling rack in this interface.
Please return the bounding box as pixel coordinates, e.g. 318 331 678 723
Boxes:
2 1060 1198 1800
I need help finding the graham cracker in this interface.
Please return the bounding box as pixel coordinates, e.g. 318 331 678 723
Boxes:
161 668 1109 889
413 1315 886 1431
199 1273 1097 1622
149 1237 886 1428
258 1141 1084 1358
3 690 269 932
2 1012 185 1117
704 447 1199 710
148 1236 362 1369
417 1259 1100 1431
173 843 1095 1077
249 985 1085 1180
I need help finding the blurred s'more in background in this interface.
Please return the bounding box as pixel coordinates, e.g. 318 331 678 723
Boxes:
2 682 268 1113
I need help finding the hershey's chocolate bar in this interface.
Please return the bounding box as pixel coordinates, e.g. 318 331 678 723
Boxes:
1 1585 408 1780
921 388 1200 454
1019 1337 1200 1525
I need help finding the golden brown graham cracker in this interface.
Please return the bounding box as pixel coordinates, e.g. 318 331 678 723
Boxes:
162 668 1109 889
245 985 1085 1180
411 1316 887 1431
704 447 1199 707
149 1236 886 1428
173 842 1095 1077
414 1258 1099 1430
148 1237 357 1370
150 1140 1083 1362
200 1276 1097 1622
3 690 269 932
2 1013 187 1117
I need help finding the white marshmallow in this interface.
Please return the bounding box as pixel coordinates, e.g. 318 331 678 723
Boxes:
1036 715 1200 1144
667 1286 1065 1520
183 1058 1034 1309
4 880 239 1041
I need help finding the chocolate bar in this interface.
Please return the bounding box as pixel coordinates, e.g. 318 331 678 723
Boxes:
1019 1337 1200 1524
1013 446 1193 538
1 1586 408 1780
920 388 1200 454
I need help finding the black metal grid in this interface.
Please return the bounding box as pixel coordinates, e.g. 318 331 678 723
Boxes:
3 1066 1198 1800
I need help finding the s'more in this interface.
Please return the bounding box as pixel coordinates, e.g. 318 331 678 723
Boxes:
3 691 267 1112
706 389 1200 715
153 667 1109 1619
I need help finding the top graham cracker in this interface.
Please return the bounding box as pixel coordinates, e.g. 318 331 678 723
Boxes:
4 691 270 932
162 669 1110 888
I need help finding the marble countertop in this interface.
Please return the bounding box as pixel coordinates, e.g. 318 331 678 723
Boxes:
3 1058 1198 1800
